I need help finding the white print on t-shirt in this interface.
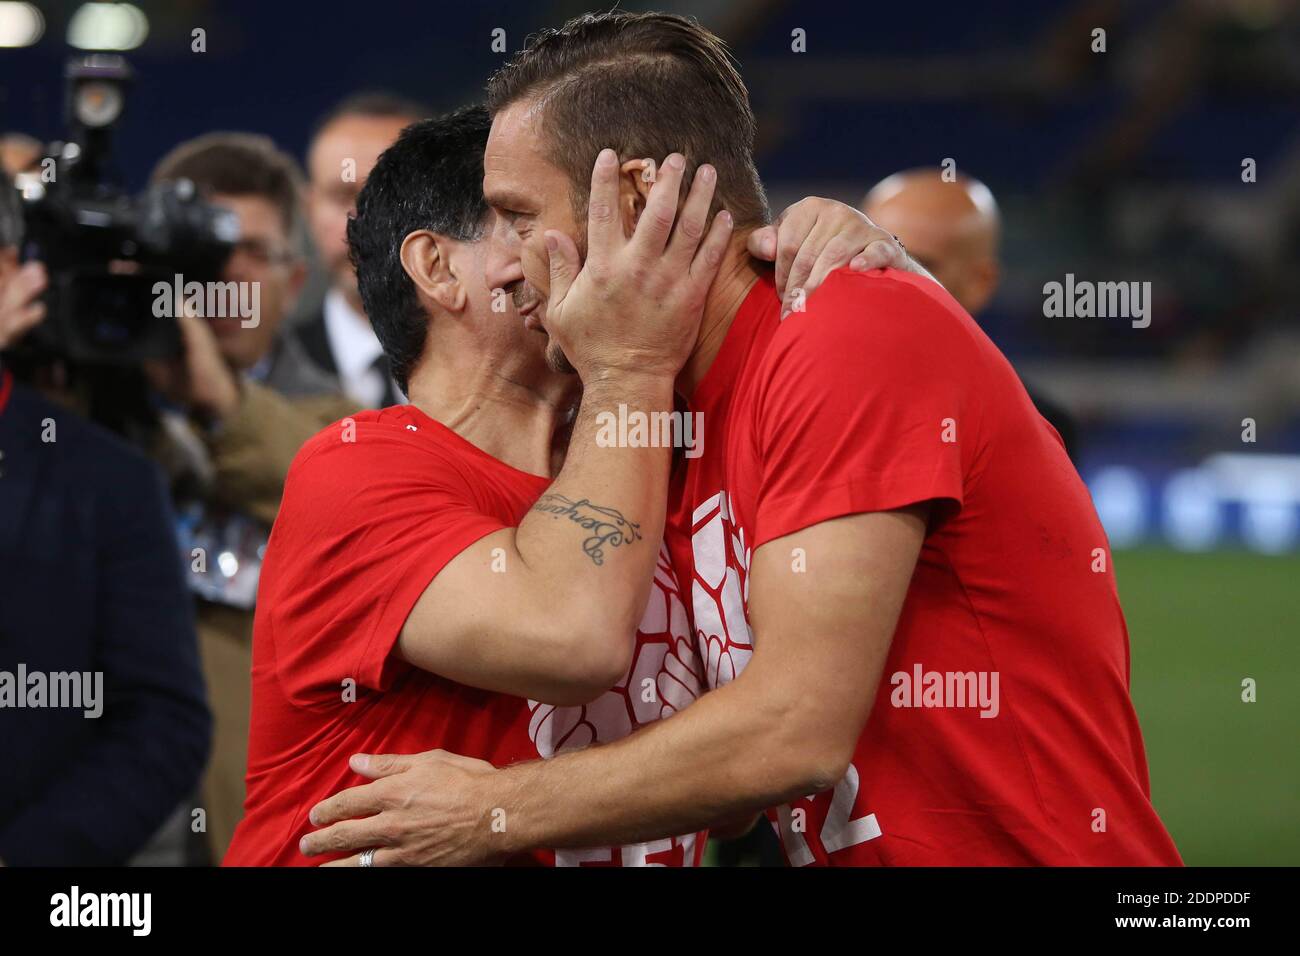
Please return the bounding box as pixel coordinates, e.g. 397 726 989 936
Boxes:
526 543 700 755
690 489 882 863
527 542 702 866
689 491 754 687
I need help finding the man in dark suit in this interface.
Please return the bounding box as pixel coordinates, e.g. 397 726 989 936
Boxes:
295 92 428 408
0 171 211 865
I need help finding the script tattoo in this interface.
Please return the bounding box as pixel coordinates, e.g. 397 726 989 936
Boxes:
531 494 642 565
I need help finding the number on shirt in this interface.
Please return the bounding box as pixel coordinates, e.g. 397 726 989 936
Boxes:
775 763 881 865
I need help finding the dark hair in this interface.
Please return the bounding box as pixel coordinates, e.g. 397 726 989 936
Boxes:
486 11 769 227
310 90 429 145
346 105 491 393
150 132 304 238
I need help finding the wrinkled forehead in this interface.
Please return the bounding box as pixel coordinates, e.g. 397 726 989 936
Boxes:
483 100 567 210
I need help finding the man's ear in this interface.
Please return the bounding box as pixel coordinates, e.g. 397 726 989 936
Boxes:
399 230 467 315
617 157 655 238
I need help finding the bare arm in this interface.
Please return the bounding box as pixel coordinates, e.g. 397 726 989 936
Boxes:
396 371 677 705
302 506 927 864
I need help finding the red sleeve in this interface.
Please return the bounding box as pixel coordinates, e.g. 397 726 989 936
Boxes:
264 425 507 707
750 269 974 549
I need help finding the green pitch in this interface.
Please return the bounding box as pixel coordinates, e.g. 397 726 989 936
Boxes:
1118 547 1300 866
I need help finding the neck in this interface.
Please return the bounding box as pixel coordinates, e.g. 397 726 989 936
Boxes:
676 233 763 399
405 334 576 478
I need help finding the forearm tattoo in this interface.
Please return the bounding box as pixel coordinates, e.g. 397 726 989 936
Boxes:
531 494 643 565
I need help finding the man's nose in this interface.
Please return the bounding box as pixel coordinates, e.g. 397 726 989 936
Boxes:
484 235 523 294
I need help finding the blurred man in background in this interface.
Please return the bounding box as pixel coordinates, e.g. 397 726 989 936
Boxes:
0 169 210 866
145 133 357 862
293 92 427 408
863 169 1078 460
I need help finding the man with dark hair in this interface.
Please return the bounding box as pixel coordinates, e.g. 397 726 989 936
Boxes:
227 102 912 866
0 168 210 865
304 11 1180 867
146 132 356 862
294 91 429 407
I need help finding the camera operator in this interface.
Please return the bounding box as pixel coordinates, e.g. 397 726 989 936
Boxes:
0 168 211 866
142 132 357 863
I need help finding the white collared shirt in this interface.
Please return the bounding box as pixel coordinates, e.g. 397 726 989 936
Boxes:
321 288 404 408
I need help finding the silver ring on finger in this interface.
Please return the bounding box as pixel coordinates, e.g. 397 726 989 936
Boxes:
359 848 376 868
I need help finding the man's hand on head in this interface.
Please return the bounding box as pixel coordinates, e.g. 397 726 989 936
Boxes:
0 260 48 350
542 149 733 382
301 750 508 867
747 197 934 316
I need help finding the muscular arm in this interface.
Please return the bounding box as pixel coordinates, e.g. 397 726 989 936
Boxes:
396 371 676 705
491 508 925 849
303 507 927 863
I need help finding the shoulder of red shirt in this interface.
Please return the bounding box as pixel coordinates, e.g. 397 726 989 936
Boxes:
289 405 438 475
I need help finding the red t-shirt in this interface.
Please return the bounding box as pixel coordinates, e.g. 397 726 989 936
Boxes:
225 405 704 866
666 269 1182 866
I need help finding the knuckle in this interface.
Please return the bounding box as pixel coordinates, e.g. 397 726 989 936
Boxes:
792 248 817 275
820 237 848 261
678 215 704 242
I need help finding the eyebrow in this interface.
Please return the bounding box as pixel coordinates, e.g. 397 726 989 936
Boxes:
483 184 536 214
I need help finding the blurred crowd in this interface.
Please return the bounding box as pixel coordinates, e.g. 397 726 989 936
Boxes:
0 93 431 865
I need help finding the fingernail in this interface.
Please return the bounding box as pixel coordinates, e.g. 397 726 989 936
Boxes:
850 256 867 270
545 234 558 252
697 164 715 183
597 148 617 167
719 210 733 228
668 153 685 170
351 753 369 772
765 235 777 256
